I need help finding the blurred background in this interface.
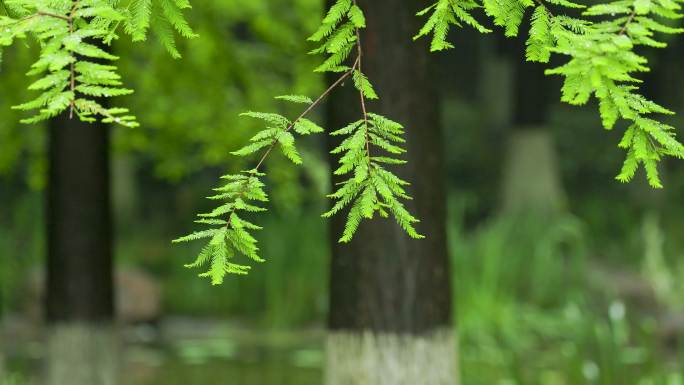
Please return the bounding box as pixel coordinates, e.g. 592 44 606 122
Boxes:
2 0 684 384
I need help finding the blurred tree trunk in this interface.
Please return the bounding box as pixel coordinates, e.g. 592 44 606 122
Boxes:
112 154 139 225
0 338 7 382
0 274 4 380
324 1 456 384
45 112 118 385
478 37 514 134
500 36 565 214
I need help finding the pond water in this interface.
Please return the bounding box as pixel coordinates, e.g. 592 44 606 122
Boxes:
7 318 324 385
125 334 323 385
126 353 322 385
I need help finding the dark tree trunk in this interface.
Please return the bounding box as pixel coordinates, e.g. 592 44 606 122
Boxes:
512 57 550 127
47 114 113 322
325 1 455 384
45 113 117 385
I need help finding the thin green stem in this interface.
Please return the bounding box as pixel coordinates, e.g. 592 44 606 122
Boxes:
352 0 372 171
619 10 637 35
223 65 358 226
68 1 80 119
253 66 356 171
37 11 70 21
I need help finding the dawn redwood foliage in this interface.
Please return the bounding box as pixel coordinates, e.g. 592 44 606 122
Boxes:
0 0 195 125
2 0 683 284
416 0 684 187
174 1 422 284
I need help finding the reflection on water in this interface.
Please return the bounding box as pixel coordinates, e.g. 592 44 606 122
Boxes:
126 356 321 385
7 318 324 385
125 338 323 385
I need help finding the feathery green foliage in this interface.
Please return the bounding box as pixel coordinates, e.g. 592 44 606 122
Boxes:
418 0 684 187
177 0 422 283
0 0 194 126
544 0 684 187
325 114 423 242
415 0 491 51
4 0 683 285
173 171 268 285
125 0 197 58
174 95 326 284
308 0 359 73
484 0 533 36
307 0 421 242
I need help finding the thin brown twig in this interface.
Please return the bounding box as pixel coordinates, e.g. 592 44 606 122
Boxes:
223 63 359 226
36 11 70 21
68 0 79 119
2 10 72 41
253 65 357 171
351 1 372 170
536 0 634 37
619 10 636 35
222 5 376 227
355 37 371 165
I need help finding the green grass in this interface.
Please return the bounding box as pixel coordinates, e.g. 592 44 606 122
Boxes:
3 188 684 384
449 196 684 385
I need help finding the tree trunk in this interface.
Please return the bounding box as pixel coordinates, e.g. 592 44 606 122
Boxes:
1 271 5 381
478 37 514 134
501 38 565 214
325 1 456 384
0 349 4 382
45 112 118 385
501 129 565 214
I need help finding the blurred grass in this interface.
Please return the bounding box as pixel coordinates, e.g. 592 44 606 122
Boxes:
3 188 684 384
2 1 684 383
448 195 684 385
160 209 329 327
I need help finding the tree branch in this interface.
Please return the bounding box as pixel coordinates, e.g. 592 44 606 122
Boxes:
619 10 637 35
253 66 356 171
68 0 80 119
352 0 372 170
223 64 359 226
36 11 70 21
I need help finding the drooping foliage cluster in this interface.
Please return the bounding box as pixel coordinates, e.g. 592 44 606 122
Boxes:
172 171 268 284
325 114 422 242
1 0 303 189
0 0 194 126
2 0 684 285
176 0 423 284
414 0 492 51
172 95 323 284
416 0 684 187
105 0 324 186
307 0 420 242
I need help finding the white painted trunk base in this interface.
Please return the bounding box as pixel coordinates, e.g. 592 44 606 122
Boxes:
45 323 119 385
325 329 459 385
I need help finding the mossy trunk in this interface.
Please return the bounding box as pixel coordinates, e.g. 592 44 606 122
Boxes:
478 39 514 133
0 299 4 381
112 154 139 224
325 0 456 384
501 40 565 215
501 129 566 214
46 111 117 385
0 351 4 382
